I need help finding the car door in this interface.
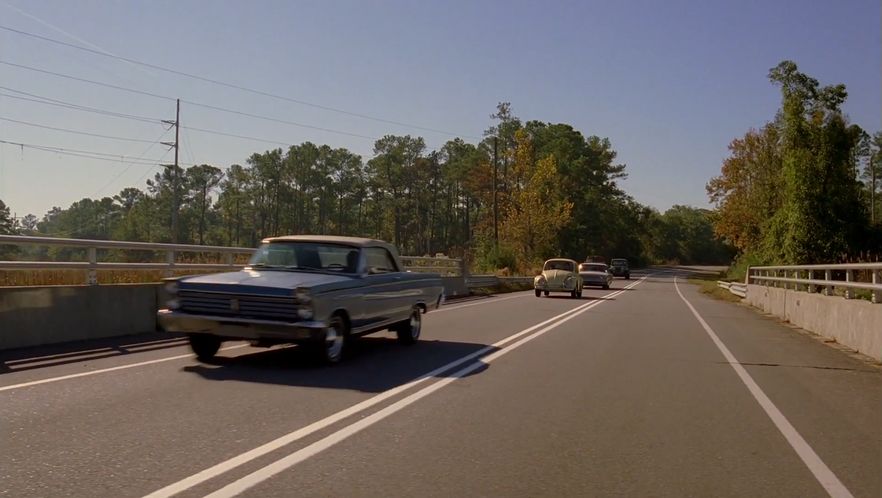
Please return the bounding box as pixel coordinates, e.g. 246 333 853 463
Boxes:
362 246 407 327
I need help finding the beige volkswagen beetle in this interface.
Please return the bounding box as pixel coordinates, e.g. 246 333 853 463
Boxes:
534 258 583 298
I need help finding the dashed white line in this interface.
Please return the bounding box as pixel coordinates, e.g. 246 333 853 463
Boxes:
673 277 853 498
146 277 648 498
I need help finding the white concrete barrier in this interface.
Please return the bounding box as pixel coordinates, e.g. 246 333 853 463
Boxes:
746 284 882 361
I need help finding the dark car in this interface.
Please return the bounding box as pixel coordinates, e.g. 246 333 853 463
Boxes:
157 235 444 364
609 258 630 279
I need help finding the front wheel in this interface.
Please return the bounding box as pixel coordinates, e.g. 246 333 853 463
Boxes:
189 334 221 361
396 306 422 345
315 314 348 364
535 289 542 297
603 283 610 290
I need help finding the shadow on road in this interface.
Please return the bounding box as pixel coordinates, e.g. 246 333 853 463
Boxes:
182 336 496 393
0 332 189 374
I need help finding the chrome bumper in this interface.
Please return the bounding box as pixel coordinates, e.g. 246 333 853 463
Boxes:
535 282 575 291
157 309 327 341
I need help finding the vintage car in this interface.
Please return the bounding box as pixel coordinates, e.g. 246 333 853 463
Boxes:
609 258 630 279
157 235 445 364
534 258 583 298
579 262 614 289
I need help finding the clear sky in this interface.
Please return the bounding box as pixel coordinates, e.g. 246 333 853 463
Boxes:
0 0 879 219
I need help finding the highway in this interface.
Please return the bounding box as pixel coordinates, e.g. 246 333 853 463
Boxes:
1 270 880 497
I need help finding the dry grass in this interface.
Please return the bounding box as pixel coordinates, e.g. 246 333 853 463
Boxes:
0 269 219 287
687 274 743 303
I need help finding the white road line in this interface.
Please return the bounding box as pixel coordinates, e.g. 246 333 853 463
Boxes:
0 344 249 393
1 291 533 391
434 291 531 313
203 278 647 498
144 277 646 498
673 277 853 498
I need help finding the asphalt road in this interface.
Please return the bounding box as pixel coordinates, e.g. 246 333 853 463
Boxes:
1 270 880 497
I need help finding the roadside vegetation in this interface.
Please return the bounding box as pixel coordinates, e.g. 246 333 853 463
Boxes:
4 60 876 286
708 61 882 282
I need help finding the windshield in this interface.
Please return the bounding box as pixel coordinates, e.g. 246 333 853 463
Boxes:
580 264 608 272
544 260 575 272
248 242 360 273
611 259 627 266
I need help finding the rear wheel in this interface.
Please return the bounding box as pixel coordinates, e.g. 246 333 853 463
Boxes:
535 289 541 297
577 287 583 298
189 334 221 361
395 306 422 345
603 283 610 290
543 290 549 296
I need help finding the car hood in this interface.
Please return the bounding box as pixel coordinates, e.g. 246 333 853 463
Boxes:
180 269 354 296
541 269 576 282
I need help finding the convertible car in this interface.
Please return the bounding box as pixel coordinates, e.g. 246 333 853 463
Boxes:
534 258 583 298
157 235 445 364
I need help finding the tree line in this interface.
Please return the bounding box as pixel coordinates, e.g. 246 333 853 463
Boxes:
708 61 882 269
2 103 732 271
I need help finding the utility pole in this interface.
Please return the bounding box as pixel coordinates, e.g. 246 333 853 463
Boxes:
492 136 499 247
872 151 877 225
161 99 180 243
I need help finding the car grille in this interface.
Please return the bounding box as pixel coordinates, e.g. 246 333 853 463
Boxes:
178 290 298 322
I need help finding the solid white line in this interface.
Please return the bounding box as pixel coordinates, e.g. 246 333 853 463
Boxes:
673 277 853 498
0 344 249 393
143 278 647 498
434 291 531 313
0 292 530 391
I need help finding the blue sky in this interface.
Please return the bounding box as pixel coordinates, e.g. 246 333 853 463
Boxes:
0 0 879 219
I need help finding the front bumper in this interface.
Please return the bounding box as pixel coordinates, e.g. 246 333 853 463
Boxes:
157 309 327 341
535 281 576 291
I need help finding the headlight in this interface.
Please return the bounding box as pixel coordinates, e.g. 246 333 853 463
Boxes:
166 298 181 310
165 281 179 295
297 307 314 320
294 288 311 303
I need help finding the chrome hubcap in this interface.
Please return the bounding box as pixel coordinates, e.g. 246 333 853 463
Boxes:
326 321 344 360
410 311 421 339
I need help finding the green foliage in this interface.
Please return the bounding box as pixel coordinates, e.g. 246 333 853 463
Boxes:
11 103 738 273
710 60 876 266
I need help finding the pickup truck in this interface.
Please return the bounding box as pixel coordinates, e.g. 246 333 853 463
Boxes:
157 235 445 364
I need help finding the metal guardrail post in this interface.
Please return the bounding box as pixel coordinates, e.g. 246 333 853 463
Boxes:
87 247 98 285
224 253 234 267
873 270 880 304
844 270 853 299
165 250 176 278
824 268 833 296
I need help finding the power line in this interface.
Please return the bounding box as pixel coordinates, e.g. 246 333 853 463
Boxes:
180 100 379 140
0 116 159 143
0 139 192 166
0 24 481 139
92 128 174 197
0 87 163 123
0 60 174 101
1 62 378 140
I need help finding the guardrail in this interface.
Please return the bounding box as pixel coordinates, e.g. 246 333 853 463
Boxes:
748 264 882 304
0 234 528 287
717 281 747 298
